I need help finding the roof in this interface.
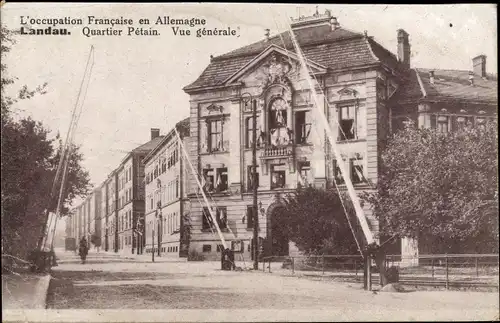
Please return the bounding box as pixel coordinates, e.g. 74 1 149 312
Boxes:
143 118 190 164
184 24 401 91
394 68 498 105
119 135 165 166
132 136 165 153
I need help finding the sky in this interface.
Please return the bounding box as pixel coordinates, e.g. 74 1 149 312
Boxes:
3 3 497 192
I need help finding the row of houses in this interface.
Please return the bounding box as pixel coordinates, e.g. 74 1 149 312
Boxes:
65 122 189 255
67 11 497 260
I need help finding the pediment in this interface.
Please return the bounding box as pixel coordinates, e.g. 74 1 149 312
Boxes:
206 103 224 114
224 45 326 86
337 87 359 98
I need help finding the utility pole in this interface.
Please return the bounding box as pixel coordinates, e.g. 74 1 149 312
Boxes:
156 182 162 257
157 209 161 257
152 219 155 262
252 98 259 270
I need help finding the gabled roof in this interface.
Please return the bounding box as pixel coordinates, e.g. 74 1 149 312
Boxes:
394 68 498 105
184 24 401 92
224 44 327 85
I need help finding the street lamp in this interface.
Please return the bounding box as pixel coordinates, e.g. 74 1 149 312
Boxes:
242 92 259 270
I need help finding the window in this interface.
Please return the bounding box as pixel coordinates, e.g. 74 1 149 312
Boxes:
216 244 225 252
270 164 286 189
437 115 449 133
216 207 227 229
247 165 260 191
202 207 227 230
231 240 244 253
215 167 228 192
298 161 311 187
350 158 364 184
150 198 154 211
332 159 345 185
246 205 255 229
246 116 261 148
202 244 212 252
339 105 356 140
269 98 289 146
455 116 473 131
208 119 223 152
476 117 487 130
202 169 214 192
162 158 167 173
202 207 213 230
295 110 312 144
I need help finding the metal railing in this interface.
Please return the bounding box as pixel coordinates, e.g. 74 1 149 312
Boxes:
259 254 499 290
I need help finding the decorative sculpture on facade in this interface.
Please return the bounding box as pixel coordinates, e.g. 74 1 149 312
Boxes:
262 53 293 90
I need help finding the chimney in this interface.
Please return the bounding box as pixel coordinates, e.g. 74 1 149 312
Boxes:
264 28 270 41
150 128 160 140
397 29 411 69
472 55 486 78
429 70 435 84
330 17 340 31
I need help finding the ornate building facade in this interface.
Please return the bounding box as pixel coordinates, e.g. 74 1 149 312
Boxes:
182 11 405 260
182 11 497 261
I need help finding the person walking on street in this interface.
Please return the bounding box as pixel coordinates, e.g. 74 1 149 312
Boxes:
78 237 89 264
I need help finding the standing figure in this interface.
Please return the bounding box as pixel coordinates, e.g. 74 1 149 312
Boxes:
78 237 89 264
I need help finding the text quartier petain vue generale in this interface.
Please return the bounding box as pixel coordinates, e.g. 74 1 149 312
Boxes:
19 15 237 37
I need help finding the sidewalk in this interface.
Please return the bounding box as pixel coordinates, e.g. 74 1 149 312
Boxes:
2 272 51 309
104 250 188 263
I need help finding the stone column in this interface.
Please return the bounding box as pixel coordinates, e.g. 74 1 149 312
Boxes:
228 99 241 193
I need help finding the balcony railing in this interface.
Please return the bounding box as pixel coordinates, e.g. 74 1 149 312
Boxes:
260 145 293 159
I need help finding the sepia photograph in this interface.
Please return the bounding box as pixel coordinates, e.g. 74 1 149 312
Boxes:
1 2 498 322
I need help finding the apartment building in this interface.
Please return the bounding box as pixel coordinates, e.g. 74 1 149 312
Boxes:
115 129 165 254
143 118 190 257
